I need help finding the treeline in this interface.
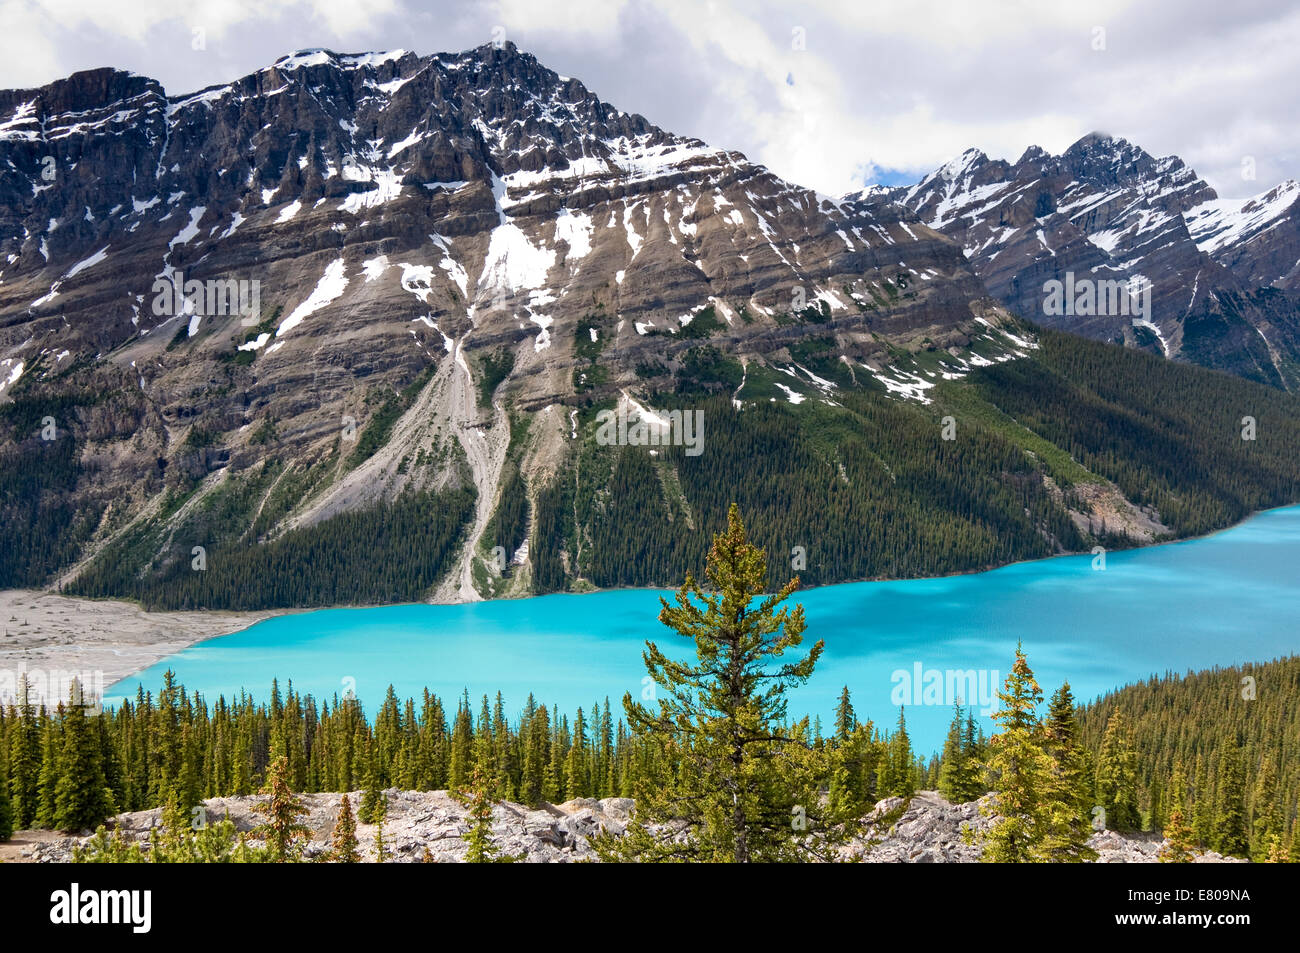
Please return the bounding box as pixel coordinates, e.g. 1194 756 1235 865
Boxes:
67 488 475 610
3 663 1296 862
1077 655 1300 862
0 675 922 839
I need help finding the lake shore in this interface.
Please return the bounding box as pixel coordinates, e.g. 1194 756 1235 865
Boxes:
5 502 1297 704
0 590 289 705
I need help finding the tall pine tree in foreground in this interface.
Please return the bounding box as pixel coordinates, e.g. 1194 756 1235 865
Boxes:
53 689 115 833
882 708 916 798
977 644 1053 862
596 504 845 862
833 687 857 743
1038 683 1096 861
8 674 41 829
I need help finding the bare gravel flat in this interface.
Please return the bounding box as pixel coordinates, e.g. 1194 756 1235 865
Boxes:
0 589 289 705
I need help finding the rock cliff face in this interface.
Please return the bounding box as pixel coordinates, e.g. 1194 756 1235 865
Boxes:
852 135 1300 389
0 43 1025 598
10 789 1241 863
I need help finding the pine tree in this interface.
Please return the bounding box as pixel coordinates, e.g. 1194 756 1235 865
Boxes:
449 693 472 793
54 694 115 833
150 671 184 808
937 704 967 803
252 755 309 862
885 708 915 797
520 704 550 806
833 687 856 743
566 707 587 800
1214 743 1249 857
1158 761 1196 863
595 504 838 862
1039 683 1096 861
7 674 40 828
330 793 359 863
36 714 59 827
953 713 987 802
1094 711 1140 831
978 643 1053 863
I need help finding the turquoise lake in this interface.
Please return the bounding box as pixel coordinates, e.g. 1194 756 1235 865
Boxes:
106 504 1300 752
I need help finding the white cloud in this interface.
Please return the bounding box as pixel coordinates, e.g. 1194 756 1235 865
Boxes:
493 0 627 39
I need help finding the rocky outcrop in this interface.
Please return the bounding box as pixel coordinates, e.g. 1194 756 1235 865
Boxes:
851 790 1241 863
19 789 634 863
13 789 1242 863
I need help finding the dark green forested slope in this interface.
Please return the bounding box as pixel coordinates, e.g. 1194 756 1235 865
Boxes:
972 329 1300 536
1077 655 1300 861
10 328 1300 609
68 487 475 610
534 329 1300 594
0 380 108 588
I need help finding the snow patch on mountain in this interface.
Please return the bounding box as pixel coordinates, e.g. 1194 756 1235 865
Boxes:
1185 180 1299 255
277 258 348 336
554 208 594 260
479 222 555 294
66 246 110 279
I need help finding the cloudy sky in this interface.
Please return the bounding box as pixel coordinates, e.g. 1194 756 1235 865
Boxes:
5 0 1297 198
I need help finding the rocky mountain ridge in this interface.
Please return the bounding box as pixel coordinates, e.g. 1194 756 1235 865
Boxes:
850 134 1300 389
6 789 1241 864
0 42 1035 600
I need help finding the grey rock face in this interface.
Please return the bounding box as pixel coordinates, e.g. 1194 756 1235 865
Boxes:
0 43 1021 598
19 789 1243 863
847 790 1242 864
850 134 1300 389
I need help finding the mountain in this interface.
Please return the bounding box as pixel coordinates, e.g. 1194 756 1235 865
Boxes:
2 47 1300 609
852 134 1300 389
